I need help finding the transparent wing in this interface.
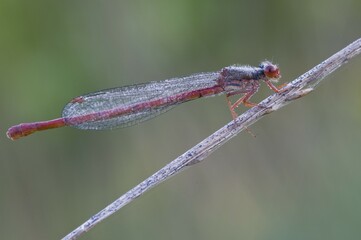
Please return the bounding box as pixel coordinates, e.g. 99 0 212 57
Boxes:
62 72 220 130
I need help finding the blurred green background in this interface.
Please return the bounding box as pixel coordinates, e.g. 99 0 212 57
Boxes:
1 0 361 239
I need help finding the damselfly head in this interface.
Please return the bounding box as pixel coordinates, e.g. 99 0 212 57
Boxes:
259 61 281 81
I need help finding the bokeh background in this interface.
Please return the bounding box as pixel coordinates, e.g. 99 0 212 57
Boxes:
1 1 361 239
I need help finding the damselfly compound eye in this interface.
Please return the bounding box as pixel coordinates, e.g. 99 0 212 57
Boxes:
260 61 281 79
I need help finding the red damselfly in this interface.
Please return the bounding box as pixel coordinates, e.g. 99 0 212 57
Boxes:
7 61 282 140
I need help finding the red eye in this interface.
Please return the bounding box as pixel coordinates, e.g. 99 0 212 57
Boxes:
264 64 280 79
